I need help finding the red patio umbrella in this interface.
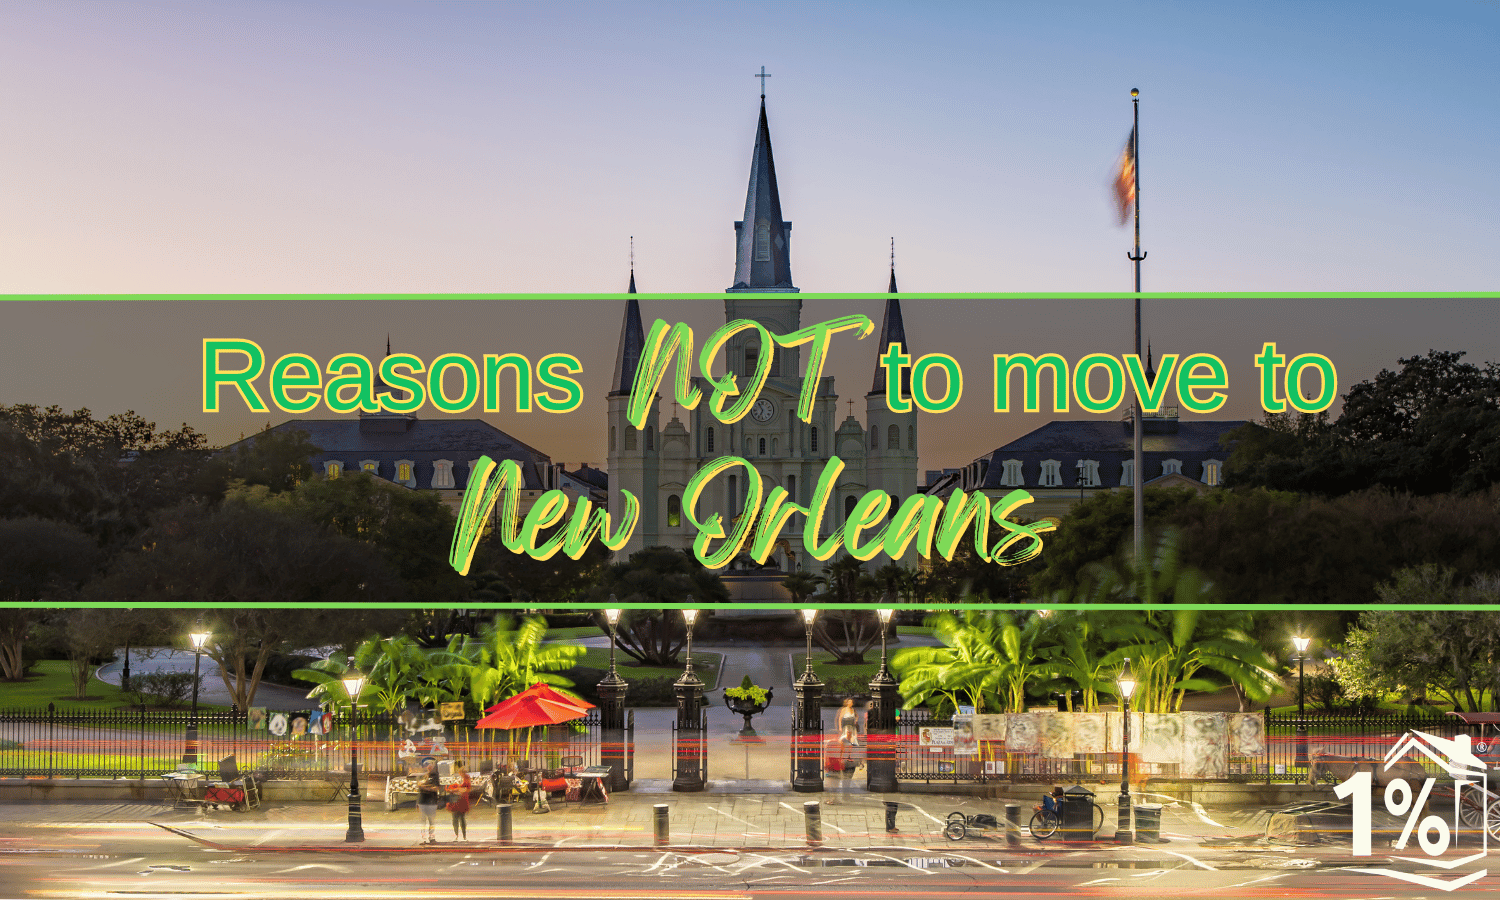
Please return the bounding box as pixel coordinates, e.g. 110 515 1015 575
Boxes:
484 682 595 715
475 684 594 765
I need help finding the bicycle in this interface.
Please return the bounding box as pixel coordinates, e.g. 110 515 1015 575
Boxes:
1028 799 1104 839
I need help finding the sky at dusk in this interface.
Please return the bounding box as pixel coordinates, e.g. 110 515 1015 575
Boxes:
0 2 1495 475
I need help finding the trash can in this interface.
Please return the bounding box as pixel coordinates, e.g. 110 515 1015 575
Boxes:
1135 803 1164 843
1060 784 1097 841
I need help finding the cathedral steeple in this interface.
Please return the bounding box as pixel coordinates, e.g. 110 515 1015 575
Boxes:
611 262 644 397
729 98 796 292
870 241 911 395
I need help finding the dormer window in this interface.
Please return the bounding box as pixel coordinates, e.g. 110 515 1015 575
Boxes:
432 459 455 489
1076 459 1101 486
1162 459 1182 476
398 462 413 482
1202 459 1223 486
755 223 771 261
1001 459 1024 487
1120 460 1134 486
361 460 378 476
1039 460 1063 487
325 461 342 480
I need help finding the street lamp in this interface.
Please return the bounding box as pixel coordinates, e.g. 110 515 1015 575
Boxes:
792 608 825 792
672 602 705 792
598 601 630 792
182 629 210 765
605 606 622 676
342 671 366 843
682 607 699 676
1293 635 1311 772
867 607 899 794
1076 460 1087 504
801 608 818 677
1116 658 1136 844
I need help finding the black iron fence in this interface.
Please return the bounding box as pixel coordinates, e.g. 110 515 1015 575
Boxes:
1258 710 1472 784
0 704 621 781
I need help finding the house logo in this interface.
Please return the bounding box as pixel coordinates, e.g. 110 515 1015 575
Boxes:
1335 730 1489 892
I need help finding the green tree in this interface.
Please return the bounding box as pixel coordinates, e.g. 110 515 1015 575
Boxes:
587 547 729 666
98 501 404 708
0 517 101 680
450 615 584 711
1332 567 1500 712
891 609 1047 713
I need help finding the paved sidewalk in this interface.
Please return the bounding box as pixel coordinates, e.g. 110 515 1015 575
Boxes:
89 784 1314 868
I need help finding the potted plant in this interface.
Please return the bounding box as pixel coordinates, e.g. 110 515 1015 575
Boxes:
723 676 774 738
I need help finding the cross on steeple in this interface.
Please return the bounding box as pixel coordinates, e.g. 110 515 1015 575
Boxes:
755 66 771 98
847 398 854 417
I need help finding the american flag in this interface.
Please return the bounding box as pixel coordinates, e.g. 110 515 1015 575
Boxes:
1113 125 1136 225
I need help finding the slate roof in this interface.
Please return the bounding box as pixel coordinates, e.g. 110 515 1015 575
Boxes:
611 272 645 396
729 98 796 291
968 419 1246 490
868 268 912 396
230 418 549 492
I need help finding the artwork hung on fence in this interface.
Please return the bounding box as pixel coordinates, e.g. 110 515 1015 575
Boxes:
1139 713 1183 764
952 715 977 756
1040 712 1075 758
973 714 1006 742
1228 713 1265 755
919 727 954 750
1006 713 1042 753
1073 713 1106 754
440 702 465 721
268 713 289 736
1180 712 1229 779
247 708 267 731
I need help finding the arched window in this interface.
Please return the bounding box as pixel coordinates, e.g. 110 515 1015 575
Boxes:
325 461 342 480
362 461 378 475
771 437 778 455
745 346 759 376
610 426 617 452
646 426 655 451
908 425 915 450
625 429 638 451
888 424 900 450
871 429 878 450
667 494 682 527
843 495 857 522
810 427 819 453
397 462 412 482
786 474 796 501
728 474 738 510
759 437 767 455
755 223 771 261
705 427 715 454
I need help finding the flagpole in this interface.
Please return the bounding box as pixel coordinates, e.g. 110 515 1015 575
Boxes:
1127 88 1146 568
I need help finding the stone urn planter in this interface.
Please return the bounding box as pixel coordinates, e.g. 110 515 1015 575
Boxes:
723 677 773 739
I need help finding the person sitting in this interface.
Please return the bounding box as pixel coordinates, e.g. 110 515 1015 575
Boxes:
1040 786 1064 816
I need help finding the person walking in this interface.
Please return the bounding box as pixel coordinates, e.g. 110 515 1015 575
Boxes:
447 760 472 841
837 698 861 746
415 761 441 844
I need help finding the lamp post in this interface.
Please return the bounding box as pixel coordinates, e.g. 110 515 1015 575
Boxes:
792 608 825 792
182 629 210 765
343 671 366 843
599 603 630 792
1116 658 1135 844
672 605 705 792
1293 635 1311 772
1076 460 1087 505
867 606 898 793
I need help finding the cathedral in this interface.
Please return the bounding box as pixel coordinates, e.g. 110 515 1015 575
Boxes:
606 97 919 571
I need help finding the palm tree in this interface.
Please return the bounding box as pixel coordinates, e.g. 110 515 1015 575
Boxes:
891 608 1047 713
450 615 584 712
781 570 823 604
1035 611 1112 711
1073 530 1281 712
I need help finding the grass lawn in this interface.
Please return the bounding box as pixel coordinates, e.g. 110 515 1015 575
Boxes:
791 653 883 692
545 626 605 641
0 660 233 713
570 647 722 690
895 626 934 637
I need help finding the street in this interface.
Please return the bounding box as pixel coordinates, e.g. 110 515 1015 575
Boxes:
3 800 1496 900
